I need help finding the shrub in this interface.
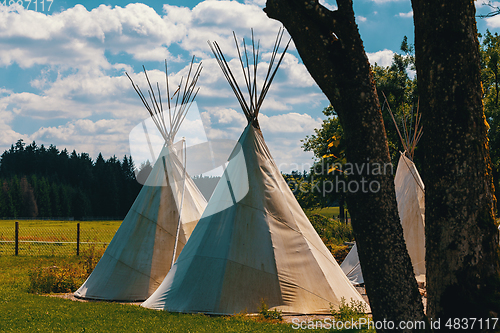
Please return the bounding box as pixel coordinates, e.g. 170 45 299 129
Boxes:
80 245 105 275
330 297 368 322
28 265 85 294
258 299 283 322
326 244 350 264
27 245 105 294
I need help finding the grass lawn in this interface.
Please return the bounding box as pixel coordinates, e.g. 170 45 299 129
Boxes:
0 220 120 256
310 207 351 219
0 256 371 332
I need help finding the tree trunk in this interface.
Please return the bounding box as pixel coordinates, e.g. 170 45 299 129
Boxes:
412 0 500 320
339 196 345 222
265 0 426 328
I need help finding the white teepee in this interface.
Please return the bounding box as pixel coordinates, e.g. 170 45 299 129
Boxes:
341 105 425 285
74 60 207 301
141 30 368 315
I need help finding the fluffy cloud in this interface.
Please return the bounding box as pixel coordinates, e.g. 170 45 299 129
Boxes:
30 118 132 158
319 0 338 11
0 3 187 68
0 1 327 169
260 112 321 134
367 49 394 67
398 11 413 18
200 108 321 172
486 4 500 28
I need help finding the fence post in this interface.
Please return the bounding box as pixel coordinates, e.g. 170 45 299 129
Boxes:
15 221 19 256
76 223 80 256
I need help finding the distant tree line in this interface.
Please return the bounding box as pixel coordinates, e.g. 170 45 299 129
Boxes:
0 140 142 219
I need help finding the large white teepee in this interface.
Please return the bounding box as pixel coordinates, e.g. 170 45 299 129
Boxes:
141 30 367 315
341 106 425 285
74 60 207 301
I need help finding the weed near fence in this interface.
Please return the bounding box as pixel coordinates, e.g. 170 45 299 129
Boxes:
0 220 121 256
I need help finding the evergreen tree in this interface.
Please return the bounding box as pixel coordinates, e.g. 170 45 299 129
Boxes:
19 176 37 217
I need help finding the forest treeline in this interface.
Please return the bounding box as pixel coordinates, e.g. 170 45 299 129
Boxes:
0 140 142 219
0 139 224 219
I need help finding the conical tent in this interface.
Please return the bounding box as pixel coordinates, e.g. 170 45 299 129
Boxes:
394 153 425 282
341 154 426 284
141 30 367 315
74 60 207 301
341 105 425 285
339 243 363 285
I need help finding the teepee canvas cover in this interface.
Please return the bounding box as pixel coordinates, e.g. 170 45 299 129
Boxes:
75 60 207 301
394 153 425 282
339 243 364 285
340 153 426 284
141 30 367 314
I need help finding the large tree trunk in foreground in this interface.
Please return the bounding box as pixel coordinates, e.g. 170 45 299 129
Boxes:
412 0 500 320
265 0 426 328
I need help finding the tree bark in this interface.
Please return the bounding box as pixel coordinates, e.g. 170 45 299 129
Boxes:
265 0 426 328
412 0 500 320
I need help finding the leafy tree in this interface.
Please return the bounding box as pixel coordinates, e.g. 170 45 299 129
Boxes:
480 30 500 211
301 105 347 216
282 171 323 210
266 0 500 325
264 0 425 325
301 41 418 219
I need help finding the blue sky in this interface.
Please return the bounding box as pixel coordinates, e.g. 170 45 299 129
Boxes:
0 0 499 173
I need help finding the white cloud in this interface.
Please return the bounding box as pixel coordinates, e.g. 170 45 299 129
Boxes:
367 49 394 67
260 112 322 173
357 16 367 22
485 2 500 28
30 118 132 157
199 110 322 172
244 0 266 7
0 108 24 147
0 3 187 68
260 112 321 134
319 0 338 11
0 1 327 168
477 0 497 12
398 11 413 18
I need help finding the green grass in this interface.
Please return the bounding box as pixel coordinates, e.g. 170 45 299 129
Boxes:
0 220 120 256
310 207 351 219
0 256 373 332
0 219 372 332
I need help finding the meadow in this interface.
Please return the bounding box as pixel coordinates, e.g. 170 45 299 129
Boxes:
310 207 351 219
0 220 120 256
0 215 370 332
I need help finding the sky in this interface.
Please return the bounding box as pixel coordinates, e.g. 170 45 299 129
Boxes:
0 0 499 175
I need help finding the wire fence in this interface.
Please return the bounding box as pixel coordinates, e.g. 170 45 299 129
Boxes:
0 221 121 256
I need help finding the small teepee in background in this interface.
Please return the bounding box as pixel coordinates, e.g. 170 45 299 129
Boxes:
341 102 425 284
141 29 367 315
75 59 207 301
